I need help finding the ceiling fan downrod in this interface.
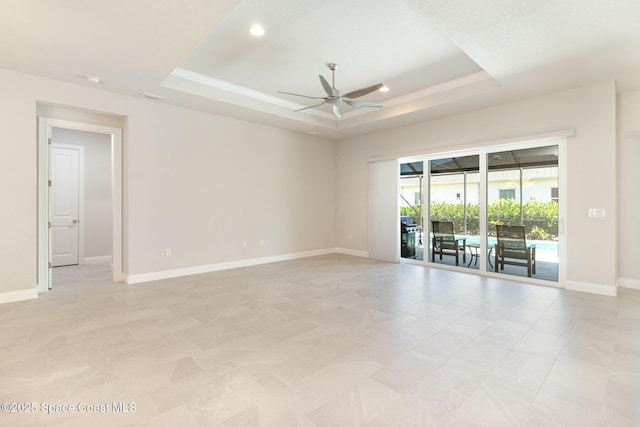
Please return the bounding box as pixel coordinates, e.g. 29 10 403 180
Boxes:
328 63 338 89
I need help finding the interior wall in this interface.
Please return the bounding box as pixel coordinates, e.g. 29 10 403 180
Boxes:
336 81 618 292
617 90 640 287
0 72 36 294
51 127 112 260
0 67 336 296
125 104 337 275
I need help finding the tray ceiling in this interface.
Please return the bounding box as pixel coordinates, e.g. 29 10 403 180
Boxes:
1 0 640 139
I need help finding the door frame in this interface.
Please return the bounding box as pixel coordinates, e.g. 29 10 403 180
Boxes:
50 143 85 267
38 118 123 292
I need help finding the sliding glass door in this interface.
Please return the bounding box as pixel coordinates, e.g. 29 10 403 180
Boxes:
400 141 561 283
428 155 480 269
400 161 424 261
487 146 559 281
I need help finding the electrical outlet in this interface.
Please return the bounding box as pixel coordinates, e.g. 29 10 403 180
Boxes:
260 239 265 246
243 241 248 248
165 248 172 256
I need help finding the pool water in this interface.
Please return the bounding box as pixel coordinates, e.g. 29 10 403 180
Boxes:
459 236 558 261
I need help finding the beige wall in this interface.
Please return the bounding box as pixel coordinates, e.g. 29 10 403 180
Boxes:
0 72 35 294
125 104 336 275
336 81 620 292
0 68 336 295
617 90 640 287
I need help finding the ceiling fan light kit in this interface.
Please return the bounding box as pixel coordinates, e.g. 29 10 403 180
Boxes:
278 63 384 118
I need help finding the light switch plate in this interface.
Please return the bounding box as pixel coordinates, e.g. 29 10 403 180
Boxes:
588 208 605 218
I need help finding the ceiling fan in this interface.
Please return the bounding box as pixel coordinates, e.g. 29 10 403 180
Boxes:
278 63 384 118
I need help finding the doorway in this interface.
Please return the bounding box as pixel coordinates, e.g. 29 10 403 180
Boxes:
38 118 122 292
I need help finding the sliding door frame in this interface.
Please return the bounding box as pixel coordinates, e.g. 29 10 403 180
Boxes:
399 137 567 286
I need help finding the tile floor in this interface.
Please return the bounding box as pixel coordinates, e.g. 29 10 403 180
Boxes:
0 254 638 426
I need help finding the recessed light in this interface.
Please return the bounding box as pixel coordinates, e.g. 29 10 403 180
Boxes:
249 24 265 37
379 85 389 92
85 75 102 84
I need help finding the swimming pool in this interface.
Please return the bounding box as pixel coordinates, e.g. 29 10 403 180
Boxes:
458 235 559 261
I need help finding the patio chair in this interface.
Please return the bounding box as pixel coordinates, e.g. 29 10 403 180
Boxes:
494 225 536 277
431 221 466 266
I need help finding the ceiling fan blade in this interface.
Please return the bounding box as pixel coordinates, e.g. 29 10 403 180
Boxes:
332 103 343 118
319 75 334 96
295 102 327 112
343 83 384 99
343 99 383 108
278 91 326 100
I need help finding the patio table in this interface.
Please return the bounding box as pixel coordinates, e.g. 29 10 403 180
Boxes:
466 244 494 269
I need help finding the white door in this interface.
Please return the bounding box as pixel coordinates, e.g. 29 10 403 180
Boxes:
51 146 80 267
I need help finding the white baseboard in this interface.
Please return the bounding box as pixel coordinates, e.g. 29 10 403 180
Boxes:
125 248 336 284
565 280 617 296
618 277 640 290
0 288 38 304
82 256 112 264
334 247 369 258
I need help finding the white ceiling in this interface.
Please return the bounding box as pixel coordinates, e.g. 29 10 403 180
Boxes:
2 0 640 139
